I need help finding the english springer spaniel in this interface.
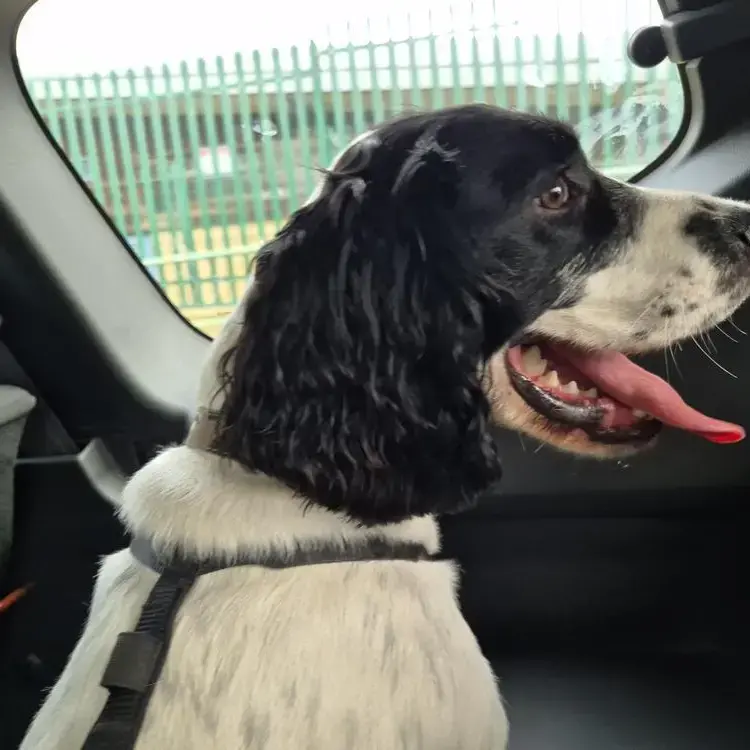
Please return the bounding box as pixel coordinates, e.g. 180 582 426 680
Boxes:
22 104 749 750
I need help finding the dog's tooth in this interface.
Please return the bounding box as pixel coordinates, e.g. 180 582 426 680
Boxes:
583 387 599 398
541 370 560 388
523 345 547 377
632 409 647 419
562 380 579 395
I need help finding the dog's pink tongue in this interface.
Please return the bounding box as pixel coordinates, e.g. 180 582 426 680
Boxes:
553 346 745 444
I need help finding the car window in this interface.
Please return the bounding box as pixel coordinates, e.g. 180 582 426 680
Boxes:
15 0 679 338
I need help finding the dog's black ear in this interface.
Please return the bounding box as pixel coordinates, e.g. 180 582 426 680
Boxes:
211 135 517 524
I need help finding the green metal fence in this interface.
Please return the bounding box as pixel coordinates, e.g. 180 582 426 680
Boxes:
24 29 683 330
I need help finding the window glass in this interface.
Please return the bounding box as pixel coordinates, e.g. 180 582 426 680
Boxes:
16 0 680 337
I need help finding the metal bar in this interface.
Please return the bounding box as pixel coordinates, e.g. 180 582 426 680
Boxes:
163 63 201 303
290 45 316 197
58 77 86 184
74 75 106 205
252 49 284 227
233 52 269 254
197 58 232 252
427 22 444 109
347 28 367 134
126 68 162 277
385 23 403 117
309 42 332 168
366 22 386 125
216 55 250 247
110 71 145 255
271 48 300 212
91 74 127 234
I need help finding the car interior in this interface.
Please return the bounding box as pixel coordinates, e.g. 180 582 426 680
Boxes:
1 0 750 747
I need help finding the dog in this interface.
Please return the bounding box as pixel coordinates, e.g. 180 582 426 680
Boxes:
21 104 750 749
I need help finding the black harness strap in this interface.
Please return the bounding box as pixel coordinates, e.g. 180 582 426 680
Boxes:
82 569 194 749
82 536 436 749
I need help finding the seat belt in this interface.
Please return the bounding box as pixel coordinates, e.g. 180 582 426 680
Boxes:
0 385 36 570
82 534 436 749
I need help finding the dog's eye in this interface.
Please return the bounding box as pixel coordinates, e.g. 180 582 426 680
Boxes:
536 178 571 211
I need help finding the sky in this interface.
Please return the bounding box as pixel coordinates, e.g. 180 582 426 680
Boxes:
16 0 664 78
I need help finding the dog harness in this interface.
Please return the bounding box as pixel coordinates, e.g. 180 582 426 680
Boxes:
81 534 436 749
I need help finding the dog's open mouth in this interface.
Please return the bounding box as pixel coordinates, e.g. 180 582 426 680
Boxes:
505 338 745 446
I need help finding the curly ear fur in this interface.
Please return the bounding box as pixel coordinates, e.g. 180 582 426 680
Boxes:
211 126 519 524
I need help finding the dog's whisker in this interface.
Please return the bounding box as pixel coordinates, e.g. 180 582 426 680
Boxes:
728 317 747 336
715 323 739 343
697 329 709 354
702 330 719 355
669 343 684 380
631 302 658 327
662 333 673 381
668 317 685 380
691 335 737 378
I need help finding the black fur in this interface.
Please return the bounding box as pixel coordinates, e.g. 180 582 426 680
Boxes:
211 104 637 524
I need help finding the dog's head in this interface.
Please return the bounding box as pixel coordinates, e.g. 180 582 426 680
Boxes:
212 104 750 523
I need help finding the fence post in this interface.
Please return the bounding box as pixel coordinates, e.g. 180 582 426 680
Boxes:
126 68 162 275
492 23 506 108
577 33 591 130
532 36 547 115
471 32 484 104
197 57 232 256
40 79 64 143
110 71 145 255
554 35 568 121
449 28 464 107
252 49 284 228
74 75 106 205
406 15 424 109
366 20 386 124
347 27 367 134
427 19 444 110
309 41 331 169
271 48 300 213
144 64 180 296
91 73 127 233
162 63 201 304
233 51 270 252
514 36 527 111
385 22 403 116
58 77 86 188
325 36 349 152
215 55 250 248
